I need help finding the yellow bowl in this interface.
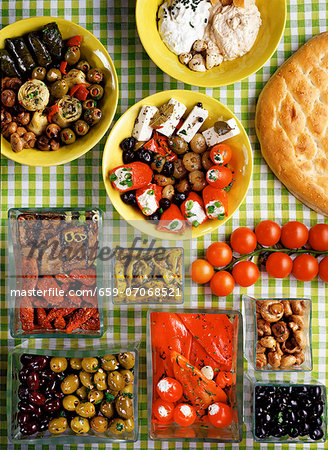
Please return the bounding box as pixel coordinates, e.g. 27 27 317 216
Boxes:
0 17 118 166
102 90 253 239
136 0 286 88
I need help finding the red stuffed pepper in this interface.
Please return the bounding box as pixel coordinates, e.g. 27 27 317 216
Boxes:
202 185 228 220
136 183 162 216
210 144 232 165
180 192 207 228
206 165 233 189
109 162 153 193
144 132 177 162
157 204 186 233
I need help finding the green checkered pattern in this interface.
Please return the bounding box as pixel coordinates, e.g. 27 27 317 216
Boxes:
1 0 328 448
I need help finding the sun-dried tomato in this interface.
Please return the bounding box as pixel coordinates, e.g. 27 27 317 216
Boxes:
21 257 38 291
66 307 98 333
37 276 64 306
69 268 96 286
20 297 34 331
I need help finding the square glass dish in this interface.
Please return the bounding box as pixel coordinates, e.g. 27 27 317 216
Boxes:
7 343 139 444
112 247 184 304
251 377 327 444
243 295 312 372
146 309 243 443
8 207 105 338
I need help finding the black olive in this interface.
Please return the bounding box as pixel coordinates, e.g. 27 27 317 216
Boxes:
120 137 136 151
159 198 171 211
121 191 137 206
196 102 203 107
147 211 161 223
299 422 311 436
172 192 187 206
310 416 322 428
161 161 174 177
309 386 321 399
310 428 324 440
289 426 299 438
123 149 137 164
255 426 268 439
137 148 152 164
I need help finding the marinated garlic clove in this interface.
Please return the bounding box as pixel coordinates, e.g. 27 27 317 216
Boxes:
280 354 297 368
200 365 214 380
256 353 267 369
193 39 207 53
188 54 206 72
179 53 192 66
289 314 306 331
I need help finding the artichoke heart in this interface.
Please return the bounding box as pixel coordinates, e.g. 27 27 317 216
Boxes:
18 79 50 111
52 95 82 128
64 69 87 89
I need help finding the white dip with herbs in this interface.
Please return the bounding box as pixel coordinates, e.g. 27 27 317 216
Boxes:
158 0 211 55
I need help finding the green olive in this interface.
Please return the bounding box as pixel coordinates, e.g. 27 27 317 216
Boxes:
63 394 80 411
76 401 96 418
31 67 46 81
70 416 90 434
84 107 102 126
81 357 99 373
73 119 90 136
89 84 104 101
70 358 82 370
50 357 68 373
101 355 119 372
60 128 76 145
100 400 115 419
90 416 108 433
61 374 79 394
76 60 91 73
88 389 104 404
48 417 68 434
76 385 88 400
79 370 94 389
47 68 62 83
118 352 135 370
168 136 189 155
120 384 133 396
65 46 81 65
120 369 134 385
124 417 135 432
109 418 125 435
50 79 68 98
94 370 107 390
115 395 133 419
82 99 97 110
107 371 125 391
87 68 104 84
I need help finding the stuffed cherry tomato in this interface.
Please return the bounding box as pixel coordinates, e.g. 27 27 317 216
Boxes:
156 377 183 403
173 403 196 426
206 166 232 189
153 398 175 424
210 144 232 165
208 402 233 428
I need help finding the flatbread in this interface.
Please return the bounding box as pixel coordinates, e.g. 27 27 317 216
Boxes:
255 32 328 216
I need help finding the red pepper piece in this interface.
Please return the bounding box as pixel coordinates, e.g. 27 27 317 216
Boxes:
66 307 98 333
59 61 67 74
21 257 38 291
158 139 177 162
37 276 64 306
189 338 223 372
69 268 96 286
180 192 207 227
157 204 186 233
109 162 153 193
74 85 89 101
69 83 90 97
144 135 177 162
202 185 228 220
143 138 165 155
20 297 34 331
136 183 162 216
66 35 83 47
171 351 227 414
178 313 233 371
47 104 59 123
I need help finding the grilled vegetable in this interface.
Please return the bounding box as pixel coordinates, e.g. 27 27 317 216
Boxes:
5 37 36 76
26 31 52 67
41 22 64 61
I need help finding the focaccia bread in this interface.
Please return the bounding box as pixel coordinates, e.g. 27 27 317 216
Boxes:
255 32 328 216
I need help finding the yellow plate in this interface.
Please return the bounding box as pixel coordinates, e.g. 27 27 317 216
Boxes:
0 17 118 166
136 0 286 88
102 90 253 239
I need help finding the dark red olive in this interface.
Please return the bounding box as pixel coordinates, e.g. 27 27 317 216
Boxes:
53 391 64 400
39 418 50 432
26 372 40 391
19 367 30 384
18 401 42 418
20 420 39 436
27 356 48 371
20 354 34 366
18 385 29 400
44 379 57 394
29 391 46 406
17 412 30 425
43 399 61 413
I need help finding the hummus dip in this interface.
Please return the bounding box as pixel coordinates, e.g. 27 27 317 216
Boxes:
206 0 261 61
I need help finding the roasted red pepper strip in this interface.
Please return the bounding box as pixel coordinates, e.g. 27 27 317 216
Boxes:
144 134 177 162
80 313 100 330
178 313 233 371
202 185 228 220
189 338 223 372
136 183 162 216
109 162 153 193
69 83 90 99
67 35 82 47
66 307 98 333
74 85 89 101
150 312 192 384
47 104 59 123
59 61 67 74
171 351 227 415
180 192 207 227
157 204 186 233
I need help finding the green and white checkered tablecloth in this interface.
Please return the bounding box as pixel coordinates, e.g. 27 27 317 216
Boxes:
1 0 328 448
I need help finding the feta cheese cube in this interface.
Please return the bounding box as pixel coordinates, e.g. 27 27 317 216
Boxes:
177 105 209 143
202 118 240 147
132 105 158 141
156 98 187 137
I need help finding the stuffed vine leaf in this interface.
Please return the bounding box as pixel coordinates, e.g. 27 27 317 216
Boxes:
0 49 20 77
41 22 63 61
5 37 36 76
26 31 52 67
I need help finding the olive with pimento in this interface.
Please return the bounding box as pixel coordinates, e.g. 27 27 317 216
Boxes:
89 84 104 100
84 107 102 126
60 128 76 145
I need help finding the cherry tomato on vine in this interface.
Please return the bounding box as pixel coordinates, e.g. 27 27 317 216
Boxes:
210 144 232 166
319 257 328 283
173 403 196 426
156 378 183 403
191 259 214 284
215 371 233 389
308 224 328 251
255 220 281 246
232 261 259 287
210 271 235 296
292 254 319 281
230 227 257 254
208 402 233 428
206 242 233 267
153 398 175 423
280 221 309 249
266 252 293 278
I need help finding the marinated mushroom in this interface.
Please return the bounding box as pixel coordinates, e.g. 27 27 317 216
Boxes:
280 354 297 368
256 353 267 369
257 318 271 337
176 178 190 194
46 123 61 140
291 300 307 315
260 336 277 349
294 350 305 365
281 340 300 354
2 121 17 138
289 315 306 331
162 185 174 200
256 341 266 354
293 330 307 349
1 89 15 107
16 111 30 126
190 133 207 153
282 300 293 316
267 349 282 368
36 135 51 151
50 139 59 151
154 174 175 187
260 300 284 323
182 152 202 171
271 321 290 343
189 170 206 191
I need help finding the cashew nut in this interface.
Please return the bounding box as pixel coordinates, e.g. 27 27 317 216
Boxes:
293 330 306 349
188 54 206 72
256 353 267 369
271 321 290 343
257 318 271 337
260 336 277 349
282 300 293 316
280 354 297 368
179 53 192 66
291 300 307 315
260 300 284 323
289 315 305 331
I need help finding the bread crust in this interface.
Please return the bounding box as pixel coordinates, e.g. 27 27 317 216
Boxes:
255 32 328 216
